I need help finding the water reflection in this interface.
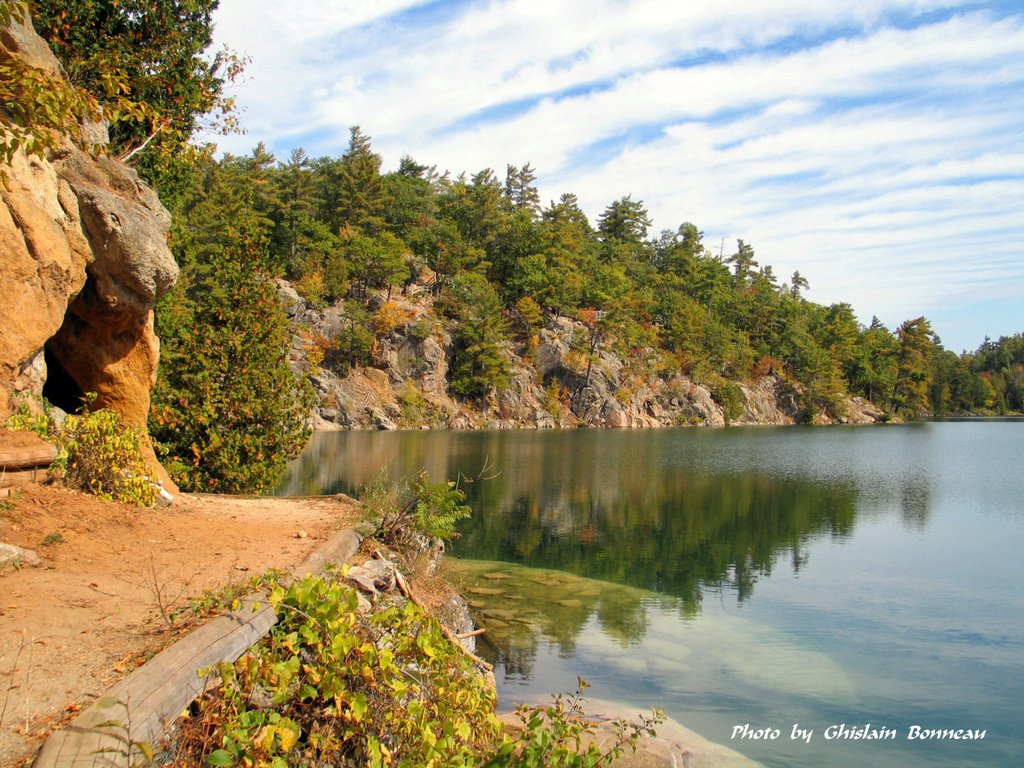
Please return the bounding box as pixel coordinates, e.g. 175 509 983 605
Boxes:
279 429 869 609
277 424 1024 768
449 559 858 707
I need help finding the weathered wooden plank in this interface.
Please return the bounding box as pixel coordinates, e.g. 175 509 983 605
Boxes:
0 433 58 469
34 596 275 767
1 467 48 488
33 527 362 768
290 527 361 578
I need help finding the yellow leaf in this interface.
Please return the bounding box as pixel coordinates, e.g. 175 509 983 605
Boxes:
255 724 275 753
278 722 300 752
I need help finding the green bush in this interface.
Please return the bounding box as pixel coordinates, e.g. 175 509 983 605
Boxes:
182 575 502 767
7 398 158 506
485 680 662 768
151 244 314 494
364 470 472 547
708 377 745 425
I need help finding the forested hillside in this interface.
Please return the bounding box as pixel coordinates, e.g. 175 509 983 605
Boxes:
25 0 1022 493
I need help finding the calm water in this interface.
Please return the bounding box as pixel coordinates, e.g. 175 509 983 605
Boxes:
278 423 1024 768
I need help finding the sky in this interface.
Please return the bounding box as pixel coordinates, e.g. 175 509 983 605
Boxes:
208 0 1024 353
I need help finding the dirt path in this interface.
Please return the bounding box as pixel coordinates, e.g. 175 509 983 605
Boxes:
0 483 360 766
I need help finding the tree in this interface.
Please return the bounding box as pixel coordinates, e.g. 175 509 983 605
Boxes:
892 317 937 417
790 270 809 297
151 157 313 492
504 162 541 216
332 126 390 232
438 168 508 258
539 194 593 315
0 2 102 175
847 317 899 406
443 273 511 399
595 195 650 266
597 196 651 245
728 239 758 286
263 147 342 281
343 227 410 299
32 0 244 185
382 155 438 244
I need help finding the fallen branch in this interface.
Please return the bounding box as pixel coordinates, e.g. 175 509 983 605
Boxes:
394 569 493 673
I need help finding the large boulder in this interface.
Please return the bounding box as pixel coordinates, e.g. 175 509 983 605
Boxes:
0 11 179 487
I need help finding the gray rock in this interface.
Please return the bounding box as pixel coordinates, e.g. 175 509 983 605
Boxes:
371 409 397 430
275 279 306 319
346 558 397 595
71 181 178 312
0 542 41 569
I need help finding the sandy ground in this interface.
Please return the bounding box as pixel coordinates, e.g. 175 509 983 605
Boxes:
0 483 360 767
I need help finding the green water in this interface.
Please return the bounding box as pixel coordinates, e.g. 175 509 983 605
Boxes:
278 423 1024 768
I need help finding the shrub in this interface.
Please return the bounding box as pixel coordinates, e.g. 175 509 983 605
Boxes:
708 377 745 425
178 575 502 767
372 300 415 336
175 575 662 768
325 302 375 375
484 680 663 768
366 470 473 548
396 381 443 428
8 397 158 506
293 269 327 308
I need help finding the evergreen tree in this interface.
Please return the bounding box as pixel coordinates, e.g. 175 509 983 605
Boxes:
729 239 759 286
382 155 438 244
504 163 541 216
343 227 410 299
334 126 390 232
847 317 899 406
596 196 652 268
151 158 312 492
443 273 511 398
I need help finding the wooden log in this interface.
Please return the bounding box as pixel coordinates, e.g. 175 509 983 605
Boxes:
34 596 275 767
32 528 362 768
289 528 361 579
0 432 58 469
0 467 48 488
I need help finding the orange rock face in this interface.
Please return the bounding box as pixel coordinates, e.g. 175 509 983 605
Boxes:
0 12 179 489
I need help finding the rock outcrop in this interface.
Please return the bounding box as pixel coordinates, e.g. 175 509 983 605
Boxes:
280 284 883 432
0 12 178 485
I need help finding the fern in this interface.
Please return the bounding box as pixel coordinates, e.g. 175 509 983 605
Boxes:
367 470 473 546
410 471 472 541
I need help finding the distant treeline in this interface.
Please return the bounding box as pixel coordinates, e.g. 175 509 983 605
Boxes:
162 127 1022 420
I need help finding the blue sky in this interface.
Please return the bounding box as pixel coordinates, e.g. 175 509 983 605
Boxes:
208 0 1024 353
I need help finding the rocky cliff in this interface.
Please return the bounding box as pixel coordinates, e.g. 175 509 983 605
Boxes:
0 12 178 484
279 281 882 432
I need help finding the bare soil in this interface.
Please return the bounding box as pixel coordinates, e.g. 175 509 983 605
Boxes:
0 482 360 767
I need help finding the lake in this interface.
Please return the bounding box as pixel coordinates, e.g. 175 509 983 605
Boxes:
277 422 1024 768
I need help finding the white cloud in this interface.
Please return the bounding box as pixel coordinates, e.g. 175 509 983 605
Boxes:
209 0 1024 350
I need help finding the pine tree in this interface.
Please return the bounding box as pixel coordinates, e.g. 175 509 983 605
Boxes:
334 126 390 233
151 159 313 492
504 163 541 216
893 317 937 417
443 273 511 399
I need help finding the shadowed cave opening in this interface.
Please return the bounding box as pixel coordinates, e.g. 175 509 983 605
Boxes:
42 343 85 414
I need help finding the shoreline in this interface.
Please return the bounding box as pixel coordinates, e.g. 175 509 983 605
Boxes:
1 481 764 767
